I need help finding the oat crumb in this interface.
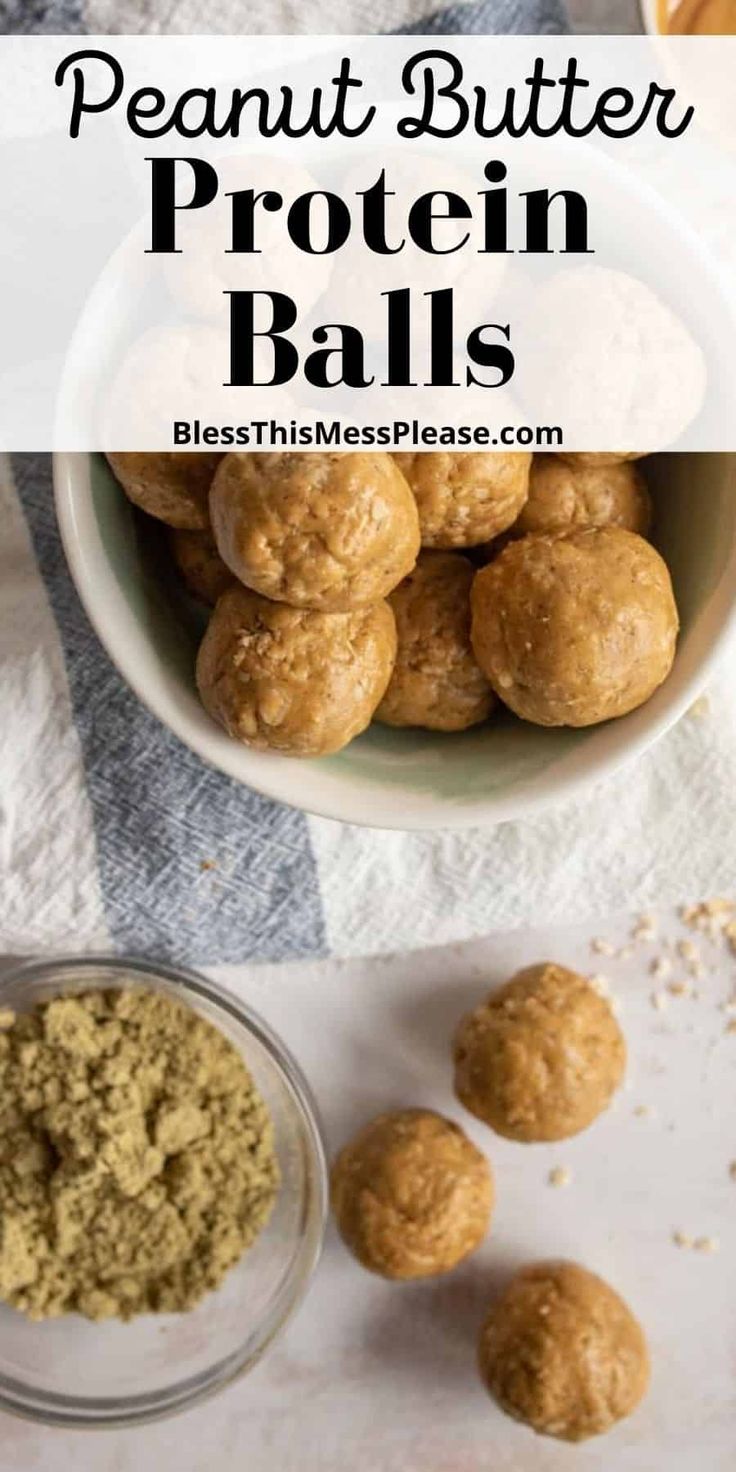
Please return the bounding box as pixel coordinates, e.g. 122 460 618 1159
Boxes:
633 1105 653 1119
633 914 657 943
651 990 669 1012
588 973 610 995
650 955 672 981
591 938 615 957
548 1167 571 1189
694 1236 720 1254
672 1231 693 1249
668 980 690 998
199 858 218 872
729 1162 736 1183
677 939 699 962
680 900 734 937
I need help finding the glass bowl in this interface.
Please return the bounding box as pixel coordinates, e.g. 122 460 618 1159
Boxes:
0 955 327 1428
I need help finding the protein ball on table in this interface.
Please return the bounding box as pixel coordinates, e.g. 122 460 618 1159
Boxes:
453 962 625 1142
330 1108 493 1280
478 1261 650 1442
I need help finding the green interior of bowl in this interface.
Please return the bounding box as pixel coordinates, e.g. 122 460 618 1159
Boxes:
90 453 736 802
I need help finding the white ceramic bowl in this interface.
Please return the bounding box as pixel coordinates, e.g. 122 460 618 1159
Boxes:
641 0 661 32
54 451 736 829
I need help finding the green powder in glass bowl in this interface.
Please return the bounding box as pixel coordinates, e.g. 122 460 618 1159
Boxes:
0 987 279 1322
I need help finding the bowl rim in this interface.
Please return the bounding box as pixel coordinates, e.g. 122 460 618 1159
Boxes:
0 953 328 1429
53 451 736 830
640 0 660 32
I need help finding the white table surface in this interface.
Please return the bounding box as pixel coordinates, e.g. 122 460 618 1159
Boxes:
6 4 730 1469
1 903 734 1471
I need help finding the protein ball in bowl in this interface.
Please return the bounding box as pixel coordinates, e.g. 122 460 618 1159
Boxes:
164 155 332 323
559 452 646 467
514 455 652 537
210 451 420 611
471 526 679 727
169 527 235 606
196 584 397 758
107 452 223 530
330 1108 493 1280
478 1261 650 1442
453 962 625 1142
393 451 531 548
377 551 495 731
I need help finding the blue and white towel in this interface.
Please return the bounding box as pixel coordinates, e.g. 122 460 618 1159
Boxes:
2 1 735 969
0 1 569 37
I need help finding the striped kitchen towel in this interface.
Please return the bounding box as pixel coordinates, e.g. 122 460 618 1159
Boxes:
2 1 736 968
0 1 569 37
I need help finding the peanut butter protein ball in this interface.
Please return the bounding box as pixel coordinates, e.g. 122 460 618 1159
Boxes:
453 963 625 1142
330 1109 493 1280
478 1261 650 1442
560 452 645 467
377 552 495 731
196 584 396 757
107 452 223 530
471 526 678 726
210 451 420 611
393 451 531 548
169 528 234 606
514 455 652 537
